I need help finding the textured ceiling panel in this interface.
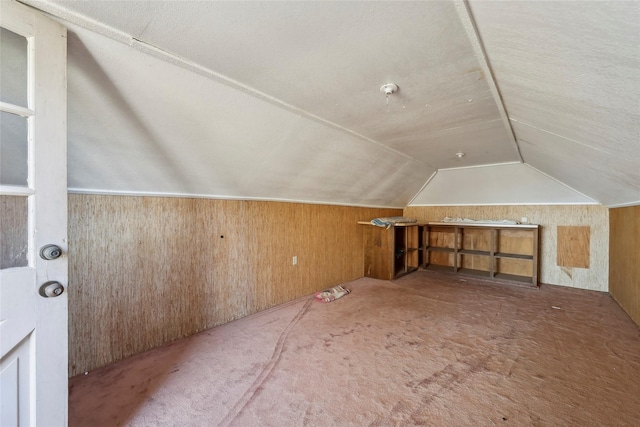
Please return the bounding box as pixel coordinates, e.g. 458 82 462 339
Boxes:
136 1 502 138
513 121 640 207
469 1 640 206
49 0 164 36
18 0 640 207
38 0 516 173
66 26 432 207
387 119 518 169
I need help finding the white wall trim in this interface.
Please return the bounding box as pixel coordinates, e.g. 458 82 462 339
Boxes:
606 200 640 208
0 101 34 117
438 161 521 172
408 202 600 207
0 185 35 196
66 188 404 210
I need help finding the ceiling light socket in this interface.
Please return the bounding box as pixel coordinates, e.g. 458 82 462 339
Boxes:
380 83 399 96
455 152 465 158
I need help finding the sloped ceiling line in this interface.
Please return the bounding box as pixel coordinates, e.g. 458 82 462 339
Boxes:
454 0 523 163
512 119 612 155
439 160 521 172
62 18 434 207
467 0 640 208
18 0 638 207
407 170 438 206
522 163 597 204
128 38 424 164
21 0 425 167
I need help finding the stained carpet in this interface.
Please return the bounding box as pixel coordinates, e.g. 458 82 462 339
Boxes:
69 272 640 426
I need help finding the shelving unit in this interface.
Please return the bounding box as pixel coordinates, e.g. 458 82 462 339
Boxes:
358 222 426 280
424 222 539 287
358 221 539 287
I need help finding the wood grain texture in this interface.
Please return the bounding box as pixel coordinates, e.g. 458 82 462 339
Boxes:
495 258 533 277
362 224 430 280
67 194 400 375
405 205 608 290
496 228 535 277
406 227 420 270
427 226 456 267
0 196 28 269
426 225 535 278
497 229 534 255
460 228 492 271
362 226 393 280
557 226 590 268
609 206 640 327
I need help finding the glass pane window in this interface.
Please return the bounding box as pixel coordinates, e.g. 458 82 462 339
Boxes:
0 111 28 186
0 195 29 268
0 27 29 107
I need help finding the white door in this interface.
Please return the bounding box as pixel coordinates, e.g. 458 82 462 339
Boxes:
0 1 68 425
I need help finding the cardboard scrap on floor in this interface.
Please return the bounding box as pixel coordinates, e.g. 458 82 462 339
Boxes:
315 285 350 303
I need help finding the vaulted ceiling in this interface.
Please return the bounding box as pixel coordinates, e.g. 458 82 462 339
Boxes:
21 0 640 207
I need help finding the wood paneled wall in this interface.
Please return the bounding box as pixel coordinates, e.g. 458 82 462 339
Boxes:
609 205 640 327
68 194 400 375
404 205 609 291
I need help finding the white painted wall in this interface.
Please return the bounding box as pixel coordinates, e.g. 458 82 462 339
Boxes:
409 163 596 206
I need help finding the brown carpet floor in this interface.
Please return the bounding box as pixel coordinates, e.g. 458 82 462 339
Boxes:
69 272 640 426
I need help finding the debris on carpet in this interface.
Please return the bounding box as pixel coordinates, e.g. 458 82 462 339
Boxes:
314 285 350 303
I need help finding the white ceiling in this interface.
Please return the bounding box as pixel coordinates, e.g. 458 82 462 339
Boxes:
20 0 640 207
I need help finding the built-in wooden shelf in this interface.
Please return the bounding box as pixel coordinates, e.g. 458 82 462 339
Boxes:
359 220 540 287
425 222 539 287
358 221 426 280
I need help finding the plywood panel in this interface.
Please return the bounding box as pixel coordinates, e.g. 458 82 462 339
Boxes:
459 254 492 272
406 226 419 250
404 205 608 290
497 229 534 256
429 252 454 268
427 226 456 267
68 194 400 375
428 226 456 249
459 227 492 272
362 226 393 280
496 258 533 277
460 228 491 252
557 226 590 268
609 206 640 327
